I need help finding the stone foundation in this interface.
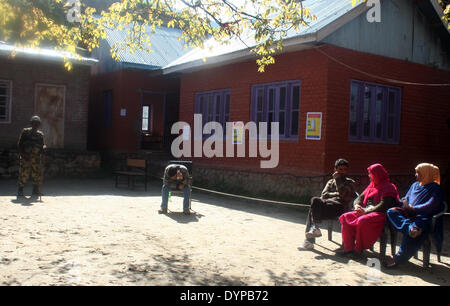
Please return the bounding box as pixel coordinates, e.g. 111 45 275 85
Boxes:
190 167 415 203
0 149 101 179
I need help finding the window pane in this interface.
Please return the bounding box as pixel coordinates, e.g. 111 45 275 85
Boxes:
349 83 359 137
279 87 286 110
388 91 395 114
349 81 400 144
215 95 221 122
269 88 275 111
142 106 149 119
291 111 299 135
225 93 230 123
198 97 204 114
279 112 285 135
257 113 263 124
252 81 300 138
257 89 263 112
292 86 300 110
142 118 148 131
0 82 10 122
363 86 371 137
208 95 214 122
387 91 396 139
388 116 394 139
375 88 383 139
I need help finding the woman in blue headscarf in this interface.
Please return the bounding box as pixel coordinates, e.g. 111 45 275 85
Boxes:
385 163 444 268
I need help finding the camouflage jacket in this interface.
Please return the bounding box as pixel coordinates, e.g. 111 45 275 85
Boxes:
18 128 45 156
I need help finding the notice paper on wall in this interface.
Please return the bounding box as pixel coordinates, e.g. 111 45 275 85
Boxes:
306 112 322 140
120 109 126 117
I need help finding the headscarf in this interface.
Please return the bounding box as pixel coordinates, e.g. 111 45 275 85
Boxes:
415 163 440 186
362 163 399 206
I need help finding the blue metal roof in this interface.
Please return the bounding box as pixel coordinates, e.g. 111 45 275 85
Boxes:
164 0 363 71
104 25 190 69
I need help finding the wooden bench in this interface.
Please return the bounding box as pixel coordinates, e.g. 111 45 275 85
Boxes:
115 158 148 191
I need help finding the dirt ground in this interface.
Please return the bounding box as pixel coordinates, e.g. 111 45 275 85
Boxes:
0 177 449 286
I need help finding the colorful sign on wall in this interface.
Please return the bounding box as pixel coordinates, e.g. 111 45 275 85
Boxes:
233 121 244 144
306 112 322 140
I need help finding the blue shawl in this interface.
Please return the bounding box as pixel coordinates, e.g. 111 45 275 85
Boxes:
405 181 445 252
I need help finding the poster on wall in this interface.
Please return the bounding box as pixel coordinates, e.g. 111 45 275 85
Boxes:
35 84 66 148
306 112 322 140
233 121 244 144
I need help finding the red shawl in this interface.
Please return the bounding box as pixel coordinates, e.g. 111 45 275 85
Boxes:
362 163 399 206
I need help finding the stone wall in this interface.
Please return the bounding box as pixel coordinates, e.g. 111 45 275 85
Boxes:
189 167 416 203
0 149 101 179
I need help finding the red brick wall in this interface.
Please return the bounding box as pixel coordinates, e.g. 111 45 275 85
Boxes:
179 44 450 178
88 69 180 152
323 44 450 177
0 57 90 150
179 48 329 176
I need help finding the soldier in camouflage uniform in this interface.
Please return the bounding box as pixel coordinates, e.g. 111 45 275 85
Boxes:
17 116 46 198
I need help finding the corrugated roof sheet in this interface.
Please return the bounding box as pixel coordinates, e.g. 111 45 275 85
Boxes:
104 25 189 69
0 41 98 65
164 0 364 69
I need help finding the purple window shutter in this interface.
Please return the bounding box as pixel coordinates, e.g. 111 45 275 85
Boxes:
250 86 257 122
394 88 402 143
194 89 231 139
349 80 401 144
250 81 300 140
194 94 199 114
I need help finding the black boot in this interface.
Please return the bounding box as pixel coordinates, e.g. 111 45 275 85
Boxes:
32 185 41 197
17 186 24 198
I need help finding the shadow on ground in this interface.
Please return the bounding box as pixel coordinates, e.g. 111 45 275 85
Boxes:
111 253 247 286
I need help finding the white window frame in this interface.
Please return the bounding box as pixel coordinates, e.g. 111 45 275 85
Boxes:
0 80 12 124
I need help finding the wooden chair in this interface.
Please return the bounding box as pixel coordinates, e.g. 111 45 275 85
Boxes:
114 158 148 191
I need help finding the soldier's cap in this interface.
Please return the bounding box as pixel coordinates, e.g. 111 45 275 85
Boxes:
30 116 41 123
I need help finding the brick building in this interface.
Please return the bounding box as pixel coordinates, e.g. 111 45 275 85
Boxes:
88 26 188 153
0 42 101 179
161 0 450 199
0 41 96 150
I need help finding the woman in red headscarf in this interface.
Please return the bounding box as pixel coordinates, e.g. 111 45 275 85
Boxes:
337 164 400 256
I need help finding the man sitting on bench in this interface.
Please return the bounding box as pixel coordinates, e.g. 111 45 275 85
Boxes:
301 158 356 250
159 164 191 215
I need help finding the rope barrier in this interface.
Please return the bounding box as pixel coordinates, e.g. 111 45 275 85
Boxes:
149 172 310 208
191 185 311 208
149 171 450 215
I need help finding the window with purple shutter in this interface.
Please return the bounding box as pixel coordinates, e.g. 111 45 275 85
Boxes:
349 80 401 144
194 89 230 137
251 80 301 140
